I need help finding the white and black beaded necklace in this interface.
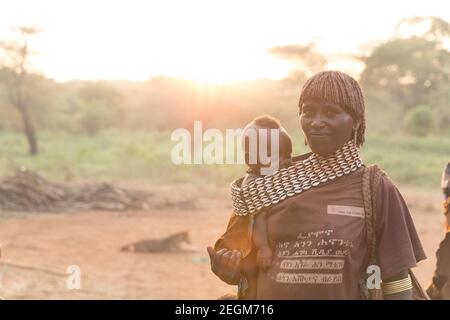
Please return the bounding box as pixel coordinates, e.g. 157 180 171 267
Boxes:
230 140 364 216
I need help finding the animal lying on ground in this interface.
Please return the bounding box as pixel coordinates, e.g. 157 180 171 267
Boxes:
120 231 197 253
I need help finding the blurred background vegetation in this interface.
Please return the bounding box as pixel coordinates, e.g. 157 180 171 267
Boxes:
0 16 449 189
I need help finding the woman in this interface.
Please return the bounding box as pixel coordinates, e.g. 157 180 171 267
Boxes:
427 162 450 299
207 71 426 300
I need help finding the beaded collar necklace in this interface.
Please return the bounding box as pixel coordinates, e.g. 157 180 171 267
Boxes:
231 140 363 216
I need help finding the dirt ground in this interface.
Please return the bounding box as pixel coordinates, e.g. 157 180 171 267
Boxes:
0 185 446 299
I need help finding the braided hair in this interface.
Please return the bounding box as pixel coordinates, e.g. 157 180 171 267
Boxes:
298 71 366 147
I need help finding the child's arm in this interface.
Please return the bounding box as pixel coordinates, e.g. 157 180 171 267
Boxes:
253 211 269 249
253 210 273 270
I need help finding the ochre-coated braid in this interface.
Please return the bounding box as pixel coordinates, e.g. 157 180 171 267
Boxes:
298 71 366 147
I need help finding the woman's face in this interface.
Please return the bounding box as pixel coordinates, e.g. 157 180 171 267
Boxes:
300 99 355 156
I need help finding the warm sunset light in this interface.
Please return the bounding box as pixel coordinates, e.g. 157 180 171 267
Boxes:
1 0 450 304
1 0 449 83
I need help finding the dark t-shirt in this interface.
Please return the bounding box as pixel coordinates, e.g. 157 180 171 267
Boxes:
256 170 426 300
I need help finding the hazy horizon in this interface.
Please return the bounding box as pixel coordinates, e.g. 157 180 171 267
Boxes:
1 0 450 83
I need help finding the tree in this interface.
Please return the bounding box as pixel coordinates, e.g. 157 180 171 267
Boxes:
404 105 433 136
395 16 450 42
0 26 41 155
70 82 125 135
269 43 327 87
360 17 450 111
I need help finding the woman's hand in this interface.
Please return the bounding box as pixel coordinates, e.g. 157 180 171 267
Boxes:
207 246 242 285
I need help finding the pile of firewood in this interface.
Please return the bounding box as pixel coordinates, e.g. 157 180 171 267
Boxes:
0 168 193 213
0 168 69 212
69 182 152 211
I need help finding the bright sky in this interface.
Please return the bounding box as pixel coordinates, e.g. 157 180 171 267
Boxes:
1 0 450 83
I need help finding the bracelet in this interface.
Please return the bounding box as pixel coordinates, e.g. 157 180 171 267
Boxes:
382 275 413 295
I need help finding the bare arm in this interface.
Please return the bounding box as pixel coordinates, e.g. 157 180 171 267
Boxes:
253 211 269 249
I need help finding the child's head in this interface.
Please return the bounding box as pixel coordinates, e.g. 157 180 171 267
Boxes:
242 115 292 175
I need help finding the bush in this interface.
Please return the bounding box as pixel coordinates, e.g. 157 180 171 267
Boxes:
432 105 450 136
404 105 433 136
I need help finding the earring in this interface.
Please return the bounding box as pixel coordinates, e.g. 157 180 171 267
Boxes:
353 129 357 146
304 137 308 146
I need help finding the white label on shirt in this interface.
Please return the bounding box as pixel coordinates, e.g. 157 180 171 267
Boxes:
276 272 343 284
327 205 364 218
279 259 345 270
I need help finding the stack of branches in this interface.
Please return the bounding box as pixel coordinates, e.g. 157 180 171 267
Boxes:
0 168 192 213
70 182 152 211
0 168 69 212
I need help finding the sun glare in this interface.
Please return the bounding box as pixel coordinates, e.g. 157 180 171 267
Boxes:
2 0 450 82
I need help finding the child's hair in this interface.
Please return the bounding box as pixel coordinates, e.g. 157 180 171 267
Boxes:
243 115 292 160
253 114 282 129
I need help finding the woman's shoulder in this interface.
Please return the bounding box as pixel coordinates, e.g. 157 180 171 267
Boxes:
363 164 397 191
360 164 405 209
363 165 408 212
